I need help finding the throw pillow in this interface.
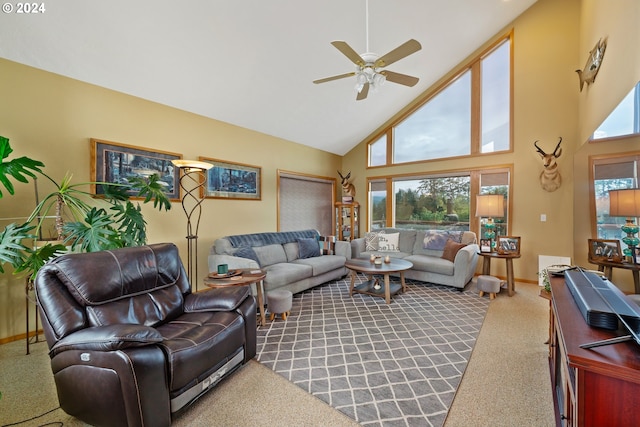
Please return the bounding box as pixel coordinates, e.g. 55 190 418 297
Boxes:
318 235 336 255
365 230 385 251
298 237 321 259
378 232 400 252
441 239 466 262
234 246 261 266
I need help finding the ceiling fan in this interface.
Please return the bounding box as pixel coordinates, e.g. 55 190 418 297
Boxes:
313 0 422 101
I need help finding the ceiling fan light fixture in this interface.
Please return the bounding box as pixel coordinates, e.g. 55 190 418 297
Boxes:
372 72 386 88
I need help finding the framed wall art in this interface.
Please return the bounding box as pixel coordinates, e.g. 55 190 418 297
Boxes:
91 139 182 201
588 239 622 262
199 157 261 200
497 236 521 255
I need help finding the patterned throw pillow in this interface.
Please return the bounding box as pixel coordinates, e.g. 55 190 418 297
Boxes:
378 232 400 252
319 235 336 255
365 230 385 251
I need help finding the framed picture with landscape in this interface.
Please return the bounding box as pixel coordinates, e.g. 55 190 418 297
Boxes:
91 139 182 201
199 157 261 200
497 236 520 255
588 239 622 262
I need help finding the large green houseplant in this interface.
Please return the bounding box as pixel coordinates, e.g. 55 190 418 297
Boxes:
0 135 172 281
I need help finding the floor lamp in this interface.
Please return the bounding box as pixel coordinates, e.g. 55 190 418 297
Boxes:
475 194 505 252
171 160 213 290
609 188 640 264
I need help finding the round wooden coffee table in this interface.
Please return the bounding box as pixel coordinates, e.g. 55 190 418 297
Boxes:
345 258 413 304
204 268 267 326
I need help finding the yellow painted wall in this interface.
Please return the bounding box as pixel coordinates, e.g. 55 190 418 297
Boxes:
0 58 341 340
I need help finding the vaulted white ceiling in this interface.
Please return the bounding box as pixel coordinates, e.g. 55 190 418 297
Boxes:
0 0 537 155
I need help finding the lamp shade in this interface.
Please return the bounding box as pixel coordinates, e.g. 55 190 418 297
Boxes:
171 159 213 171
609 189 640 217
475 194 504 218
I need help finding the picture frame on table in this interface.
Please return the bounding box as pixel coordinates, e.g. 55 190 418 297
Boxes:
198 157 261 200
497 236 521 255
91 139 182 201
479 239 492 253
588 239 622 262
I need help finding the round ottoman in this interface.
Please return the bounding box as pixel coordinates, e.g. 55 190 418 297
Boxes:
267 289 293 321
477 275 501 300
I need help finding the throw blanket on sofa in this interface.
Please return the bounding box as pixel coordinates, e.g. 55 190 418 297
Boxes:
226 230 319 248
423 230 464 250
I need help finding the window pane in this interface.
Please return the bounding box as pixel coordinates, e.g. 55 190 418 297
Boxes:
593 158 638 241
369 181 387 229
479 184 509 238
369 134 387 166
393 176 470 230
593 82 640 139
481 41 510 153
393 71 471 163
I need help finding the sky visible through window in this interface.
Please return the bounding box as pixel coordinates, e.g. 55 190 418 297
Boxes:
593 81 640 139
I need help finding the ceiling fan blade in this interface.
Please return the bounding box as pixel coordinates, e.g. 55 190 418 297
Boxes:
313 72 355 84
331 41 365 66
356 83 369 101
381 70 419 87
375 39 422 67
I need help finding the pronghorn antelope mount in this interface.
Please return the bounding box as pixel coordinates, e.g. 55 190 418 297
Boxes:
338 171 356 198
534 137 563 192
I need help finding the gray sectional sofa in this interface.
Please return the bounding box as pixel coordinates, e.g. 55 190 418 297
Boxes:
208 229 351 295
350 228 479 289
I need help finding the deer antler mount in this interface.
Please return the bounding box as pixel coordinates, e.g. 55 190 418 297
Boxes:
534 137 563 192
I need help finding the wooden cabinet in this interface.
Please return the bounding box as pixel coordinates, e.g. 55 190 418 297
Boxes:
549 277 640 426
335 202 359 241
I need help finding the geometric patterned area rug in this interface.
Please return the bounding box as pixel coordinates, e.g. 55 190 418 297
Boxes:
257 274 489 427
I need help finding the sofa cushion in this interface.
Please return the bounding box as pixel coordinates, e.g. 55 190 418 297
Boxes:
378 232 400 252
405 254 455 276
294 254 345 276
254 244 287 267
297 237 320 259
263 263 312 287
283 242 299 262
441 239 467 262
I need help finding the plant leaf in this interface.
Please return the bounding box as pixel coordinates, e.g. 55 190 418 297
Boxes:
111 201 147 246
14 242 68 282
129 174 172 211
0 136 44 198
63 208 119 253
0 223 34 273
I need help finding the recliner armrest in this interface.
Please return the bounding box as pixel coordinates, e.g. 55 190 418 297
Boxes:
49 324 163 357
184 286 252 312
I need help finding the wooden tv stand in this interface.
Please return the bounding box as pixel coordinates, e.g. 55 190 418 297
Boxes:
548 277 640 426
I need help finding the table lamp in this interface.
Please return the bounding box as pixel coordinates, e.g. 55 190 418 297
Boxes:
609 188 640 264
476 194 504 251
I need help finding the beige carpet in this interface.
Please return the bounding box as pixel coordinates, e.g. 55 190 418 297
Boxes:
0 281 555 427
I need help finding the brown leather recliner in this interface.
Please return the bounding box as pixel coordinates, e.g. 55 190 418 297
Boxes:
35 243 257 427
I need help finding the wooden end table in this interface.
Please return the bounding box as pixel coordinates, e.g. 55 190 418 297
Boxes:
203 268 267 326
345 258 413 304
477 251 521 296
